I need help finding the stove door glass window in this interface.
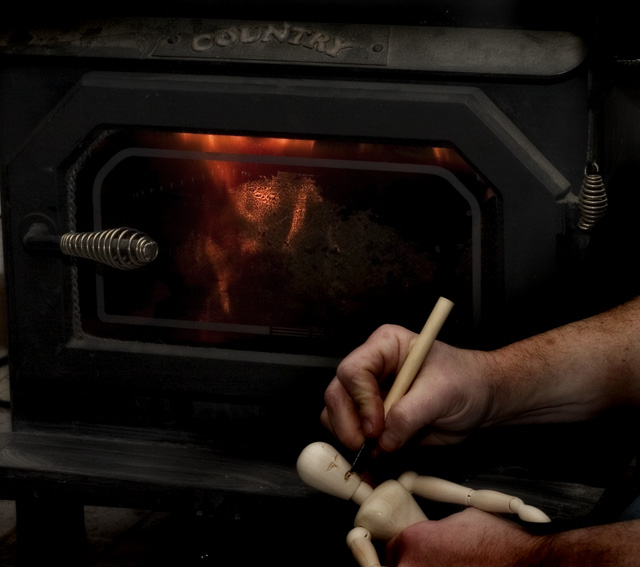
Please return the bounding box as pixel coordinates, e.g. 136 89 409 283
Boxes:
72 130 498 355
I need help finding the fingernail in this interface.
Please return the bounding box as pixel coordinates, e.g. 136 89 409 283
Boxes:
362 419 374 437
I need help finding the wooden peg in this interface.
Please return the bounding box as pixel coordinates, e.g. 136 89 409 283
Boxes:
351 296 454 473
383 296 454 414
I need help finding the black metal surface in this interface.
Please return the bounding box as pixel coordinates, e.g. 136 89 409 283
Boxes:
0 19 586 78
0 15 600 467
6 0 604 32
0 70 582 447
2 12 640 565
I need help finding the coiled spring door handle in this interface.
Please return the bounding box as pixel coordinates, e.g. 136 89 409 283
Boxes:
23 222 159 270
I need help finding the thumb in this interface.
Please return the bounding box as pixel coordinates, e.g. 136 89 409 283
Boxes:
378 396 426 452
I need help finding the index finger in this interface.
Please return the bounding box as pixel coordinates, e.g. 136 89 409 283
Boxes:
323 324 418 448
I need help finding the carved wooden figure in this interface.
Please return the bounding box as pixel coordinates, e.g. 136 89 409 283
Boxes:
297 442 551 567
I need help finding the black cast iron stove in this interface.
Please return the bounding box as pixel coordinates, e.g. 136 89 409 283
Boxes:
2 4 640 565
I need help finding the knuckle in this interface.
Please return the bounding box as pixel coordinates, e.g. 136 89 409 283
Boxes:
323 381 342 407
370 323 401 341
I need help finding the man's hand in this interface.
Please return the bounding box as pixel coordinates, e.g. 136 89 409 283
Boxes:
321 297 640 455
386 509 542 566
320 324 494 453
387 508 640 566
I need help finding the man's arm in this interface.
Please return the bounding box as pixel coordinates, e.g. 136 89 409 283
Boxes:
482 295 640 427
386 508 640 567
322 296 640 452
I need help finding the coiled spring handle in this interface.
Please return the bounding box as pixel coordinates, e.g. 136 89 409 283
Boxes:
23 223 159 270
578 165 608 231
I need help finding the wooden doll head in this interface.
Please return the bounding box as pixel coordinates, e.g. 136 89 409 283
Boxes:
297 442 373 505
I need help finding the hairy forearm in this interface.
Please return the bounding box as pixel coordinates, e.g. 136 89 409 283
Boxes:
388 509 640 567
531 519 640 566
482 296 640 426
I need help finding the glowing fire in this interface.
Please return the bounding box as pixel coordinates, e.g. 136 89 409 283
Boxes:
171 134 322 317
164 133 468 324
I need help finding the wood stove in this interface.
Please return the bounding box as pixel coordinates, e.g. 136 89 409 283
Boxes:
2 4 640 565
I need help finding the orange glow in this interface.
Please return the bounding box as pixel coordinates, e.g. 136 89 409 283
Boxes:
169 133 469 322
173 132 466 168
172 135 323 318
175 132 316 157
197 172 320 315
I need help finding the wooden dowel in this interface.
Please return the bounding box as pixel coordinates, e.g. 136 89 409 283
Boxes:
350 296 453 473
382 296 454 414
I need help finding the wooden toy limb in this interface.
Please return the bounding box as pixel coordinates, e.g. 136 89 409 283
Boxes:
398 472 471 506
347 527 384 567
398 472 551 523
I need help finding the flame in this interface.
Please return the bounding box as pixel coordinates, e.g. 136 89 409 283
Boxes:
175 132 315 156
192 174 320 316
167 133 471 322
171 134 322 318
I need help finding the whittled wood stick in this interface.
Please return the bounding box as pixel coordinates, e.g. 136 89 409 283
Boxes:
383 296 454 413
351 296 454 473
